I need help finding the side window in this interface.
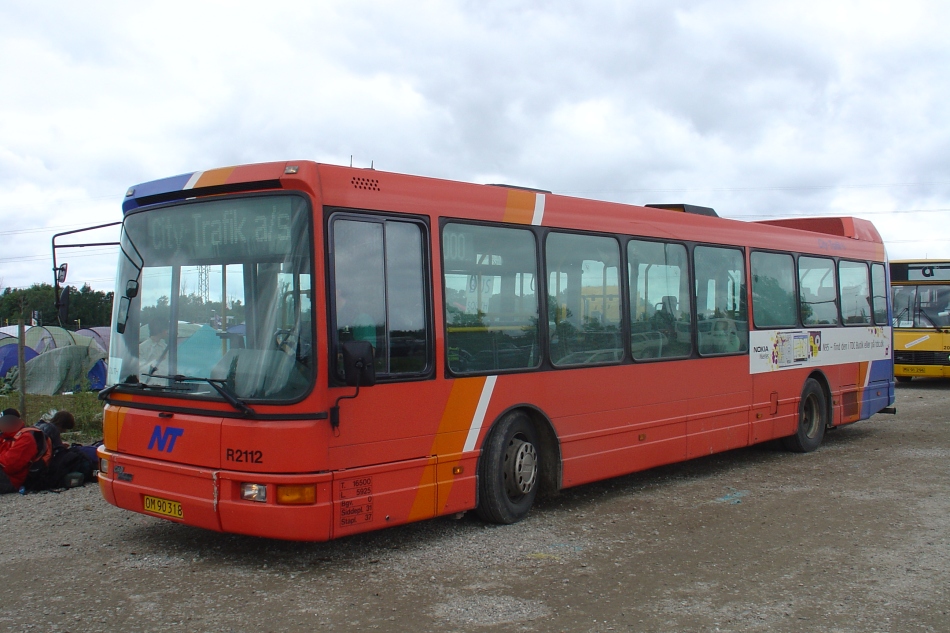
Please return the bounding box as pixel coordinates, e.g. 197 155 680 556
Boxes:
871 263 888 325
839 260 871 325
628 240 691 359
694 246 748 355
442 223 540 374
331 216 429 378
751 252 797 328
799 256 839 326
546 233 622 366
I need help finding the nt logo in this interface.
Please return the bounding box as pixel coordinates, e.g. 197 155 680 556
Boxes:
148 425 184 452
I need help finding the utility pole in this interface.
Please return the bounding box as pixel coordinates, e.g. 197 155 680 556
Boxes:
17 308 26 420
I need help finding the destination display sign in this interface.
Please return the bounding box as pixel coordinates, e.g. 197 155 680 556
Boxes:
891 262 950 282
130 196 306 263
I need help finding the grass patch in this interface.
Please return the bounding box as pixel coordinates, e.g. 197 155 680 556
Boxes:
0 392 104 442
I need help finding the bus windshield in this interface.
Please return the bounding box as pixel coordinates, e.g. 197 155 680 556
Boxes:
892 284 950 329
107 194 314 402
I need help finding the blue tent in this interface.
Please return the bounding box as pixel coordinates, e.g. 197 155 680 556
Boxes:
0 345 38 378
86 359 107 391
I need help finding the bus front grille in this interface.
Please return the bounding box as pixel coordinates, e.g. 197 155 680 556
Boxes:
895 350 950 366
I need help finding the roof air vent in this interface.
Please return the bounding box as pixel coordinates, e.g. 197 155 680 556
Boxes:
352 177 380 191
645 203 718 217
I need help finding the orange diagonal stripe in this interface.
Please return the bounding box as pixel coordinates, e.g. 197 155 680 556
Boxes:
502 189 535 225
407 378 486 521
195 166 236 188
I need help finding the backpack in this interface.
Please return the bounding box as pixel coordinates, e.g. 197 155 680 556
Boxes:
41 445 96 489
16 426 53 491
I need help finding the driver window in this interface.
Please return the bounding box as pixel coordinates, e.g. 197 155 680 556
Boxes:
331 215 430 379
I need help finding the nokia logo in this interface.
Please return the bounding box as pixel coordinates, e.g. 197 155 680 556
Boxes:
753 346 769 353
148 425 184 452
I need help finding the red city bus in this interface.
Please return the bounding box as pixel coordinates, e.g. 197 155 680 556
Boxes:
94 162 895 540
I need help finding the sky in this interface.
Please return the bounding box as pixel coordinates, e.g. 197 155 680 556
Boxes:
2 0 949 293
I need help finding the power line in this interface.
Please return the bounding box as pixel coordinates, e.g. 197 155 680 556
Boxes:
0 247 118 264
885 238 950 244
0 222 120 237
562 180 950 195
724 207 950 220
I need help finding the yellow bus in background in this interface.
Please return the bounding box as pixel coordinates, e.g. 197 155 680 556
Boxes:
890 260 950 382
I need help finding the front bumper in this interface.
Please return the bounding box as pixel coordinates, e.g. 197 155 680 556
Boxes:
894 364 950 379
97 447 333 541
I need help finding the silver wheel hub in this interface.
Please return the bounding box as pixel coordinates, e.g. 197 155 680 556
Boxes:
504 437 538 498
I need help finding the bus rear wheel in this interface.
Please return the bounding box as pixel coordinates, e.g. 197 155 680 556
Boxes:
782 378 827 453
895 376 913 383
476 411 539 524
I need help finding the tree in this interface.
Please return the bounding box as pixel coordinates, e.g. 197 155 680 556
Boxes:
0 283 114 328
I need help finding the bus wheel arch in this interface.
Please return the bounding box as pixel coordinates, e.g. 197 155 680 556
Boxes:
782 373 829 453
475 405 561 524
519 405 562 499
807 369 834 429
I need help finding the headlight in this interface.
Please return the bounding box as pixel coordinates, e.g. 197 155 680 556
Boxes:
240 483 267 502
99 458 109 474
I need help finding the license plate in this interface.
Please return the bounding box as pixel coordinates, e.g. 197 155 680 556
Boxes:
143 495 183 519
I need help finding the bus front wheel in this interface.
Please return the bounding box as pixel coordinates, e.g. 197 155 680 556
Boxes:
895 376 913 383
782 378 827 453
476 411 539 524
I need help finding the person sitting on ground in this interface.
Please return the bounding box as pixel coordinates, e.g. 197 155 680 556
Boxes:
34 410 75 449
0 408 36 494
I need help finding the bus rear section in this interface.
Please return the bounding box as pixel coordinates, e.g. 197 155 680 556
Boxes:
890 260 950 380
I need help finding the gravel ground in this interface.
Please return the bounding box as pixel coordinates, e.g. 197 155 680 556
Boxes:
1 381 948 633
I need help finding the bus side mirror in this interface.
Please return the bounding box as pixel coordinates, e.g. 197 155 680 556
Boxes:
116 296 131 334
115 280 139 334
56 263 68 284
330 341 376 430
341 340 376 387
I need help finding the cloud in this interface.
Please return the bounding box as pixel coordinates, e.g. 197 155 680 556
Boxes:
1 0 949 294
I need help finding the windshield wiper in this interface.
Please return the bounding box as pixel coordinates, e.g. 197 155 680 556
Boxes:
98 375 175 400
893 306 908 326
150 374 256 416
916 305 947 332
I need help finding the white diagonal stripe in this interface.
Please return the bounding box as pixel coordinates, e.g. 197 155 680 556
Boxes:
531 194 545 226
183 171 202 190
463 375 497 452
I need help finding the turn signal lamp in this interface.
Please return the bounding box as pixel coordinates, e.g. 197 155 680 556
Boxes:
240 483 267 502
276 484 316 505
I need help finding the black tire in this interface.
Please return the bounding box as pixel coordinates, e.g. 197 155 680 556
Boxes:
895 376 913 383
782 378 827 453
476 411 540 524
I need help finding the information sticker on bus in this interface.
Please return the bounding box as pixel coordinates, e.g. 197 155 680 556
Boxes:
143 495 183 520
